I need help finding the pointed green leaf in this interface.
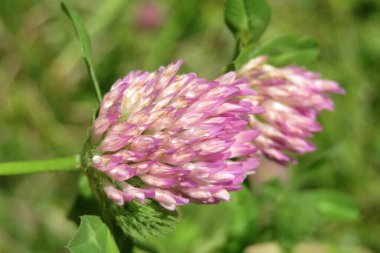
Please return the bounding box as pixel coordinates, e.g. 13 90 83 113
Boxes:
234 34 319 68
61 2 102 103
255 34 319 65
67 215 120 253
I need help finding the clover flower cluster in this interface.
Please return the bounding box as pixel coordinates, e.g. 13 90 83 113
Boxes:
239 56 345 163
90 57 343 210
91 60 262 210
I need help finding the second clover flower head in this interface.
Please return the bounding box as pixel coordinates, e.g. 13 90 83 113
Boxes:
239 56 345 163
90 60 263 210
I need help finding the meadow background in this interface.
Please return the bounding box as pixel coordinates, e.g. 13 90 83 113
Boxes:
0 0 379 252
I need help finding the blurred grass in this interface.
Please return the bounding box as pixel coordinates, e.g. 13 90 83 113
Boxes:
0 0 379 252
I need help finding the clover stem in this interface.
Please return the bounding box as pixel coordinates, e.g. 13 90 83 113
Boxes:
0 155 80 176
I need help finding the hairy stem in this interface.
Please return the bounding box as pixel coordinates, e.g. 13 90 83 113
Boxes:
0 155 80 176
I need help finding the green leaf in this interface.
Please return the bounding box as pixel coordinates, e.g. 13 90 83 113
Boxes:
67 215 120 253
234 34 319 68
254 34 319 66
224 0 271 46
244 0 271 44
61 2 102 103
224 0 248 37
267 49 319 66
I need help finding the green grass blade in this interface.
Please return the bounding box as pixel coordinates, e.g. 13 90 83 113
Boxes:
61 2 102 103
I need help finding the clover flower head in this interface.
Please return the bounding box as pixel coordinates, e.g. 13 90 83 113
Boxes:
91 60 262 210
239 56 345 163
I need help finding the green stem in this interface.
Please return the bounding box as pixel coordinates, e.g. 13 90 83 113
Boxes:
0 155 80 176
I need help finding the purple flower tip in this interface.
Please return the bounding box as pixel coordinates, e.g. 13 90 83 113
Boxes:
91 60 262 210
239 56 345 163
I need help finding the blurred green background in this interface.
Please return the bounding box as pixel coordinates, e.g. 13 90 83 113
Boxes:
0 0 379 252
